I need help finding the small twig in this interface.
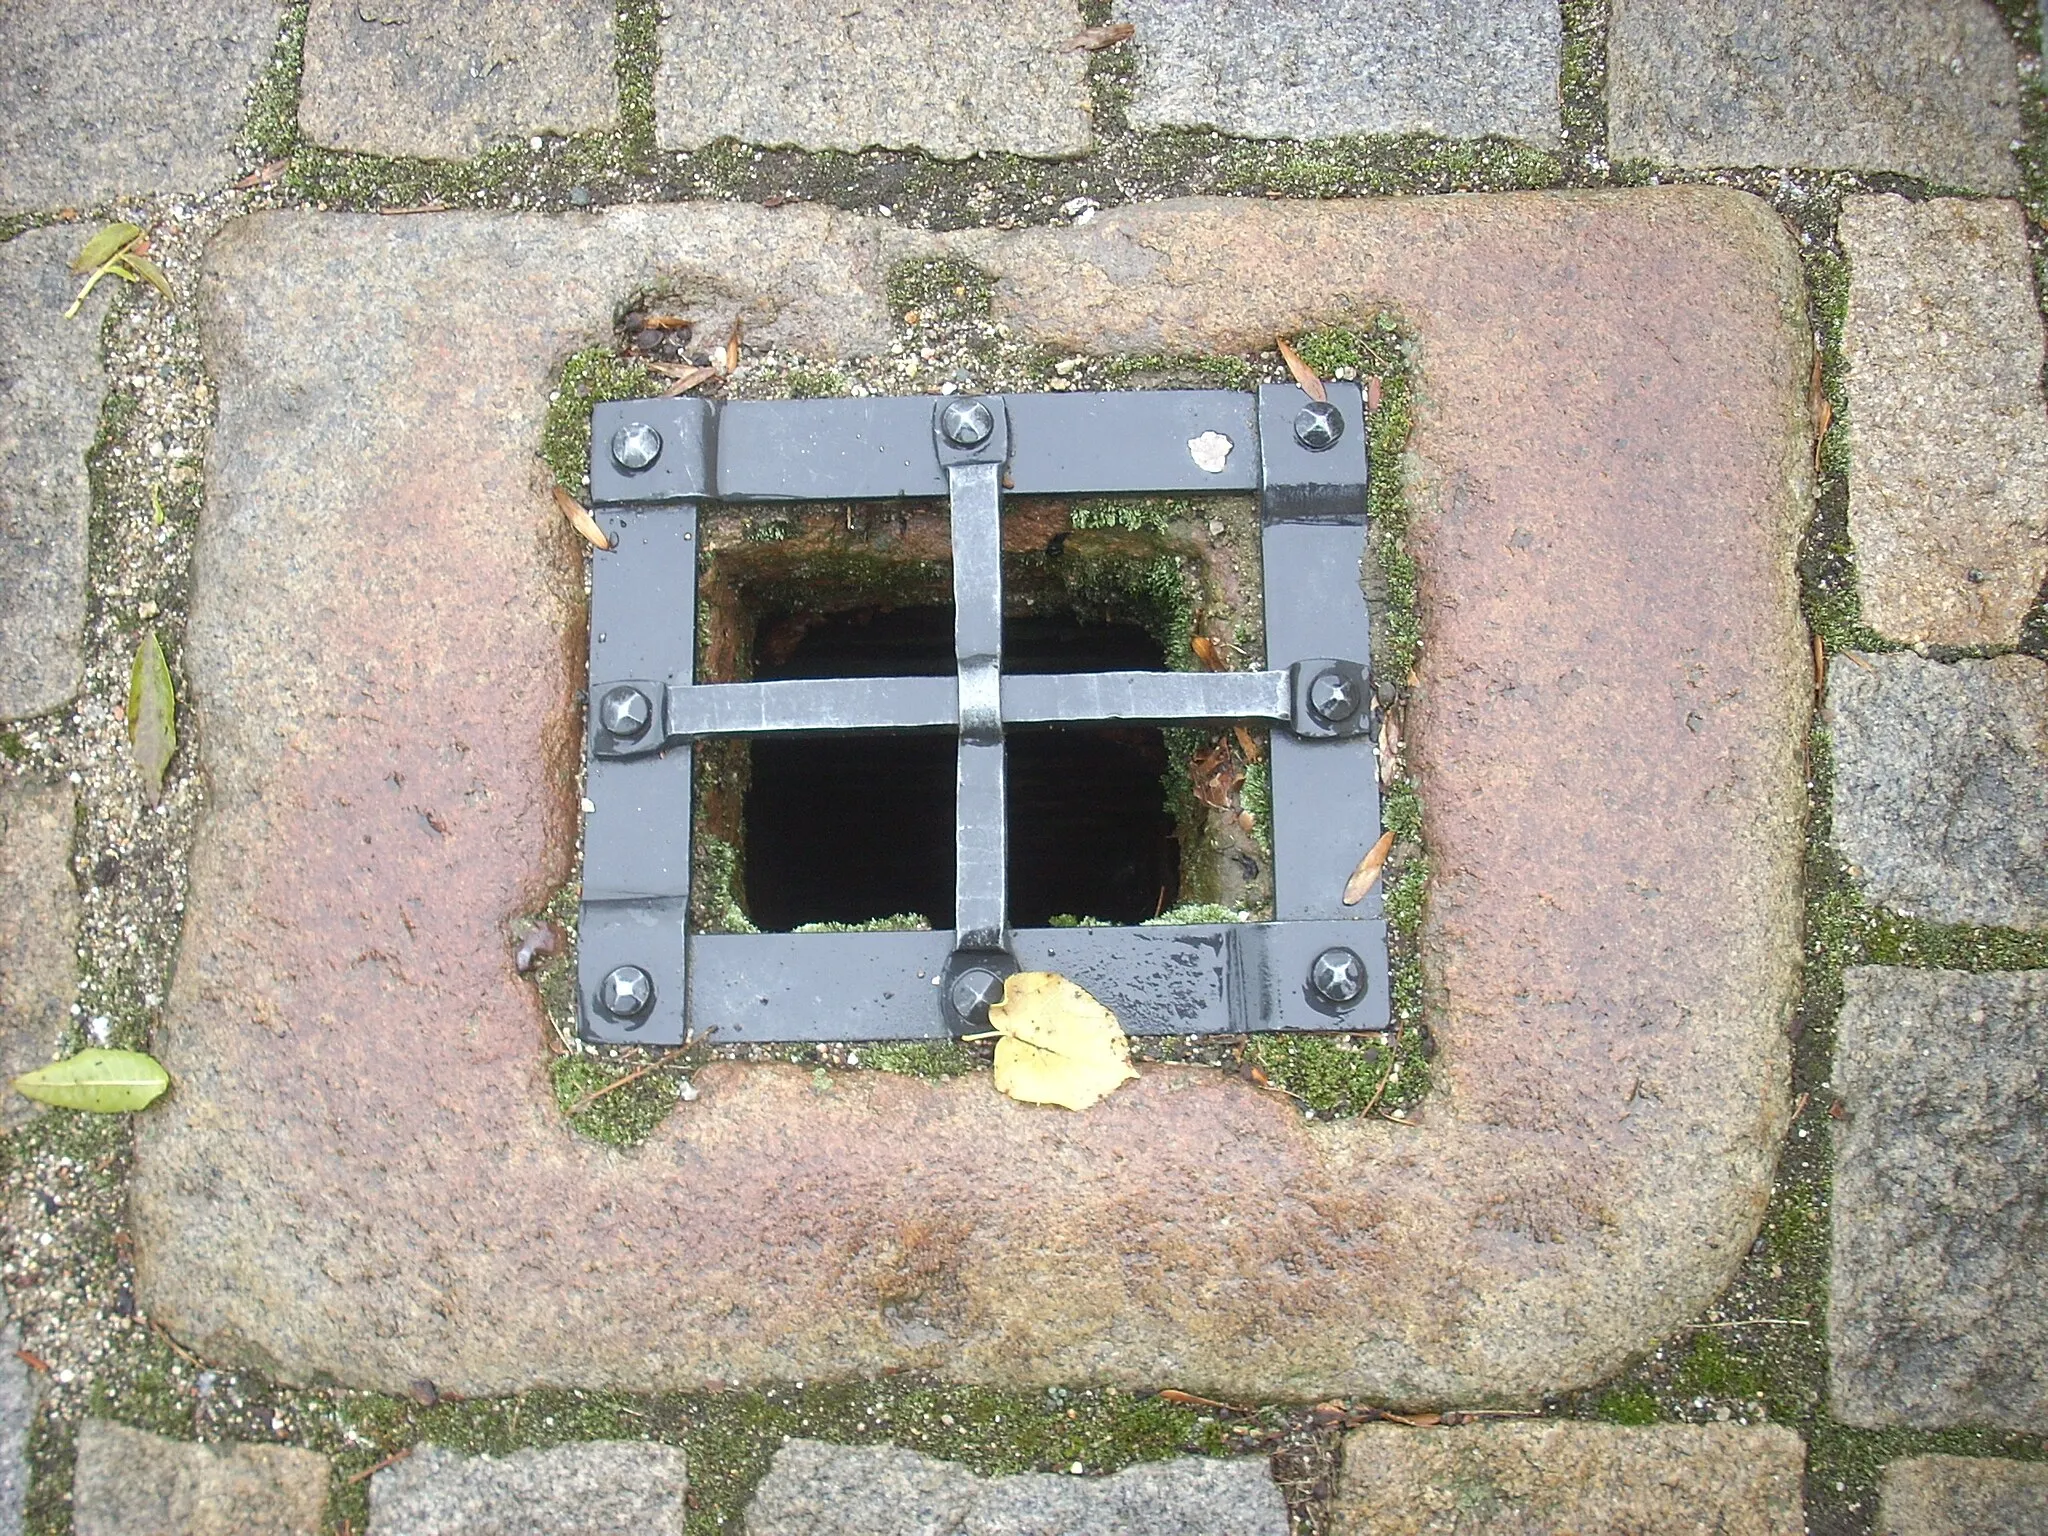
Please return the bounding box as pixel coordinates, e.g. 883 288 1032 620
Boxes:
1356 1066 1395 1121
151 1320 202 1366
567 1059 667 1117
347 1447 414 1485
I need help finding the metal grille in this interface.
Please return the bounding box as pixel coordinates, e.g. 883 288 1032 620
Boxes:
576 385 1388 1046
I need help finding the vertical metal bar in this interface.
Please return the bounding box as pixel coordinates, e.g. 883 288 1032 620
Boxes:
948 458 1007 951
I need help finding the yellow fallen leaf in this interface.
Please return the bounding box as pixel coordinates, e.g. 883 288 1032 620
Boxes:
987 972 1138 1111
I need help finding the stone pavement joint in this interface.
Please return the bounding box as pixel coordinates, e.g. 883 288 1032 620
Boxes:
0 228 110 721
1113 0 1563 147
0 0 286 214
298 0 618 162
0 1325 33 1536
744 1440 1286 1536
1831 967 2048 1432
0 782 79 1134
655 0 1090 161
1841 196 2048 649
1331 1421 1807 1535
1827 653 2047 933
1609 0 2022 192
71 1419 330 1536
1879 1454 2048 1536
134 191 1808 1403
368 1442 689 1536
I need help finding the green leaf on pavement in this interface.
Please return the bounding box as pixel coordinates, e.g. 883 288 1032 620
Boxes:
12 1049 170 1113
70 222 143 273
126 629 176 805
116 251 174 300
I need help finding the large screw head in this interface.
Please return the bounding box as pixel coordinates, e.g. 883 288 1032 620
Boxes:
948 967 1006 1027
609 421 663 471
599 965 654 1019
1309 947 1366 1007
1293 400 1345 452
939 397 995 449
1308 668 1359 724
599 684 653 740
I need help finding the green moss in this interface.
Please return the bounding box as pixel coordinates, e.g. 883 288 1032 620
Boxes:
1239 758 1272 855
860 1040 980 1078
1245 1028 1428 1118
793 914 931 933
240 0 308 160
550 1055 684 1146
540 346 661 489
1144 902 1247 926
1102 353 1257 391
1595 1385 1661 1426
1068 498 1198 538
692 836 757 935
1207 133 1563 199
1673 1332 1769 1399
782 364 851 398
886 257 994 324
0 731 24 762
1557 0 1609 170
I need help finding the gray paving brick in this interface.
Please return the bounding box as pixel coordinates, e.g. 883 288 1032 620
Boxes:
1880 1454 2048 1536
369 1442 688 1535
72 1419 329 1536
0 782 78 1133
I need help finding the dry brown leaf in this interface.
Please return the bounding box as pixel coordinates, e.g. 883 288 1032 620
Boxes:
1061 20 1134 50
1381 1412 1441 1427
1842 648 1874 671
1377 710 1404 787
552 485 613 550
1276 336 1326 403
1343 829 1396 906
232 159 289 190
1189 634 1225 671
656 364 721 395
1158 1388 1245 1411
639 314 692 330
1232 724 1262 763
722 315 744 375
1365 374 1383 413
1811 632 1827 698
1237 809 1255 834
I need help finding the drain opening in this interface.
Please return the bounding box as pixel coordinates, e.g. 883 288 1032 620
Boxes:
743 605 1180 931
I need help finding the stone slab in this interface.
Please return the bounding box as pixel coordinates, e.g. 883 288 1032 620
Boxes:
745 1441 1285 1536
1609 0 2022 191
1880 1454 2048 1536
0 1325 33 1536
0 0 284 213
136 189 1809 1402
1827 653 2047 932
1831 967 2048 1431
369 1442 688 1535
1841 196 2048 647
1332 1422 1806 1535
0 227 110 720
72 1419 329 1536
298 0 617 162
0 783 78 1133
655 0 1090 160
1114 0 1562 147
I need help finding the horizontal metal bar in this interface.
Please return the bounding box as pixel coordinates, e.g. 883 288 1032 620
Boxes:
662 676 956 738
1003 669 1290 726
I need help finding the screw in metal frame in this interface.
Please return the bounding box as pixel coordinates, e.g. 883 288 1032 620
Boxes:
948 967 1006 1027
939 397 995 449
1293 400 1344 451
599 965 655 1019
598 684 653 740
609 421 663 471
1309 947 1367 1008
1307 668 1360 724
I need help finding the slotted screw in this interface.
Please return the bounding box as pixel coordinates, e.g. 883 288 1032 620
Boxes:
1308 668 1359 724
600 965 654 1019
610 421 663 471
1293 400 1344 451
1310 947 1366 1007
948 967 1006 1027
939 398 995 448
599 684 653 740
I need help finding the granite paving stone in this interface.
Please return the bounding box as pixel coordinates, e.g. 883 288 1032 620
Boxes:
1831 967 2048 1431
1879 1454 2048 1536
744 1441 1286 1536
0 783 79 1133
0 1325 33 1536
298 0 617 162
135 189 1810 1402
0 228 112 720
1609 0 2022 191
369 1442 689 1535
71 1419 329 1536
655 0 1091 160
1827 653 2047 932
0 0 285 214
1113 0 1562 147
1331 1422 1807 1534
1840 196 2048 648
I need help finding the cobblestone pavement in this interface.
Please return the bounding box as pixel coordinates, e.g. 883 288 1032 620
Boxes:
1 2 2045 1534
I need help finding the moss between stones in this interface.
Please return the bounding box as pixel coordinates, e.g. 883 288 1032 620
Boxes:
539 346 662 490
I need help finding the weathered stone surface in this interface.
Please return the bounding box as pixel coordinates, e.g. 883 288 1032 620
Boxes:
369 1442 687 1535
299 0 616 161
1115 0 1562 146
1840 196 2048 647
1609 0 2022 191
1827 653 2047 932
72 1419 329 1536
745 1441 1285 1536
0 0 284 213
138 189 1809 1402
0 1325 33 1536
1332 1422 1806 1535
1880 1454 2048 1536
0 782 78 1133
1831 967 2048 1431
0 228 109 720
655 0 1090 160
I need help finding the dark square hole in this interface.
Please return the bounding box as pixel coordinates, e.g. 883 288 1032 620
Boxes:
743 605 1180 931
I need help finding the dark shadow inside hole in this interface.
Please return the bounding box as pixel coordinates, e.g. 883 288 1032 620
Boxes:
743 605 1180 931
